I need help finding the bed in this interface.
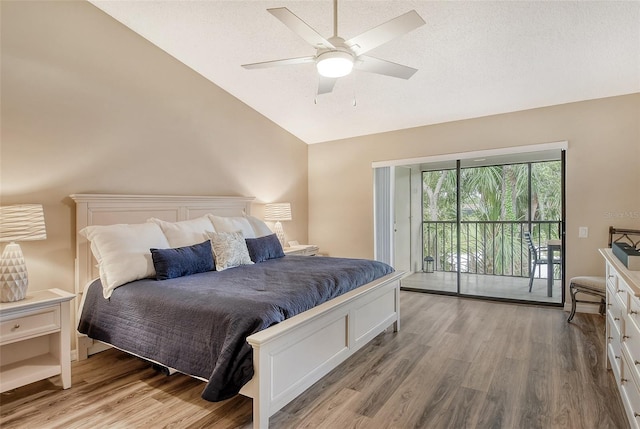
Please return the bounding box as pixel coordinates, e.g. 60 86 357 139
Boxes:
71 194 402 429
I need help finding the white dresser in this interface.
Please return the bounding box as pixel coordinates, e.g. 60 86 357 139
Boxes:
602 248 640 428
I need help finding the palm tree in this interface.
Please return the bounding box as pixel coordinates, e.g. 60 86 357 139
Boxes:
422 161 561 277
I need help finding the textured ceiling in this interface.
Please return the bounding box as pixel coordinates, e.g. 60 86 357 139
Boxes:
89 0 640 144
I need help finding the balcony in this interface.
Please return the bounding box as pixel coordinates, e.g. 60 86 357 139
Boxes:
401 220 563 303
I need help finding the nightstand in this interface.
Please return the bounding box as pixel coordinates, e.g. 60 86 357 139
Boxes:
0 288 75 392
284 244 320 256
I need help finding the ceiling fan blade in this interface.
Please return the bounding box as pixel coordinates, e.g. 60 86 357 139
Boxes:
346 10 425 56
268 7 335 50
242 56 316 69
355 56 418 79
318 76 337 95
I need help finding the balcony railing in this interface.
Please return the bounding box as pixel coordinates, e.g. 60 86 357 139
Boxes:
423 221 562 278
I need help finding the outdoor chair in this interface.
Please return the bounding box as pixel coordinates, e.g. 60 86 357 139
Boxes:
524 231 562 293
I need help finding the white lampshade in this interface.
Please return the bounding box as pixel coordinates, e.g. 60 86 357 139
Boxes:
316 51 354 78
0 204 47 302
264 203 292 222
264 203 292 248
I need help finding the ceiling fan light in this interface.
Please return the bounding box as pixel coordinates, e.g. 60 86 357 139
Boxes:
316 51 354 78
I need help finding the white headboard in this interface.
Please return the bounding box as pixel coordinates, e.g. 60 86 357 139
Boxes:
70 194 254 297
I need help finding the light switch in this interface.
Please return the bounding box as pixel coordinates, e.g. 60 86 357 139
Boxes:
579 227 589 238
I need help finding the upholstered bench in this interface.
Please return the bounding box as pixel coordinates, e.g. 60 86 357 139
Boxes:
567 276 607 322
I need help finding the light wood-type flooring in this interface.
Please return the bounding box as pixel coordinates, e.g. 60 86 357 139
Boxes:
0 291 628 429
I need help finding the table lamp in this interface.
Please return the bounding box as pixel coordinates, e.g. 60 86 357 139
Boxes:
264 203 292 248
0 204 47 302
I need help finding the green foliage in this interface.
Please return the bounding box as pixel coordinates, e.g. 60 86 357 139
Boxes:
422 161 562 276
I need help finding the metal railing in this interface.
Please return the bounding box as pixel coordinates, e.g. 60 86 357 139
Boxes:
423 221 562 278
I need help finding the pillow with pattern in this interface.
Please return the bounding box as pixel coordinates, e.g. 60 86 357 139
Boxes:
206 231 254 271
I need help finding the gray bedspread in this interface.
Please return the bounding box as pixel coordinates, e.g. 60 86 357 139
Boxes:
78 255 393 401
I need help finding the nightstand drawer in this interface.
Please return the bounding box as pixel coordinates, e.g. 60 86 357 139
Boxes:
0 307 60 345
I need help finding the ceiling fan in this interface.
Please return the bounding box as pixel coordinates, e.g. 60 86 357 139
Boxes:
241 0 425 95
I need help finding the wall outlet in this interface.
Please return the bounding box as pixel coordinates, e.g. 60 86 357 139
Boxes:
579 227 589 238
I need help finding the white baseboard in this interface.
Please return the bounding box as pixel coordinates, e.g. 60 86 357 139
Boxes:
563 302 602 315
71 349 78 362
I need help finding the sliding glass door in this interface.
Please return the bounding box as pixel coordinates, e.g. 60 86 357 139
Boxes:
400 152 564 305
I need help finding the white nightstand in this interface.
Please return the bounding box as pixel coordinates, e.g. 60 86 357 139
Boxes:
284 244 320 256
0 288 75 392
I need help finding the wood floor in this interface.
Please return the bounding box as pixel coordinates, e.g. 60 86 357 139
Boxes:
0 291 628 429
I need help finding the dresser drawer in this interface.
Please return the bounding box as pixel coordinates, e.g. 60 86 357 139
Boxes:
615 285 629 313
609 296 625 337
607 264 618 294
629 291 640 326
622 356 640 429
609 323 624 381
0 307 60 345
623 317 640 383
610 342 623 385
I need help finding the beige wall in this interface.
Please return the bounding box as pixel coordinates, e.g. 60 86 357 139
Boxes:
309 94 640 301
2 1 638 311
0 1 309 296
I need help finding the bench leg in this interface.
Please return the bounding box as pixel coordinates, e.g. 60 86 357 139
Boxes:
567 285 578 322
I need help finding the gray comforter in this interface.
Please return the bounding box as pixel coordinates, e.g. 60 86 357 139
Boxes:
78 255 393 401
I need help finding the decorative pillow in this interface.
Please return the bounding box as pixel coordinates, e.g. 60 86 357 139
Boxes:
151 240 214 280
245 215 274 238
147 216 215 248
206 231 254 271
80 223 170 298
245 234 285 263
208 214 256 239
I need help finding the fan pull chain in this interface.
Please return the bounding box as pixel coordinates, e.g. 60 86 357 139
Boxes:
352 74 357 107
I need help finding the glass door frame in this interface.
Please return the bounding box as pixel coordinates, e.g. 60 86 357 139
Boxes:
372 145 568 306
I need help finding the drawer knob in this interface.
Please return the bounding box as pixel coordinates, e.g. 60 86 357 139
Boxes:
608 336 614 340
616 355 621 360
622 378 629 383
635 361 640 366
615 317 621 321
624 335 631 340
632 310 638 315
13 324 20 330
609 275 615 279
617 289 624 293
635 412 640 418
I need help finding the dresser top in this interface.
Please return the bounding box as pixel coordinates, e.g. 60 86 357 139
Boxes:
601 248 640 296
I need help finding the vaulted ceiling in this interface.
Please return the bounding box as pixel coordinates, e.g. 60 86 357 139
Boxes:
89 0 640 144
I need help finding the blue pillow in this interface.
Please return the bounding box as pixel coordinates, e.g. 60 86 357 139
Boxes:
151 240 214 280
245 234 285 263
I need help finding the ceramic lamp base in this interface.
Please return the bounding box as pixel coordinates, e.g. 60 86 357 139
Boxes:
0 242 28 302
273 221 286 248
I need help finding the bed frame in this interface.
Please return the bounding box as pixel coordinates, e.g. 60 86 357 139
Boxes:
71 194 402 429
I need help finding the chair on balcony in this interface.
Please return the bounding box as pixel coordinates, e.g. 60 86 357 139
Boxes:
524 231 562 293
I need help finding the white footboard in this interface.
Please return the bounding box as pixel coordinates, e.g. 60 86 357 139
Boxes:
242 272 402 429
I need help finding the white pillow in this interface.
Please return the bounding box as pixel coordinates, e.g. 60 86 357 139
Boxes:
206 231 254 271
245 215 274 238
147 216 215 247
80 223 170 298
208 214 255 238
